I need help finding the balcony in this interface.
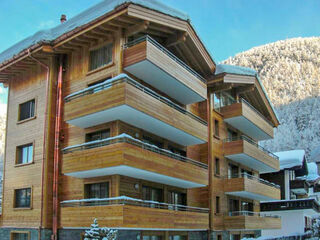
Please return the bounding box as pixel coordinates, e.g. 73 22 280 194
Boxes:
64 74 207 146
261 199 320 213
219 99 274 140
60 196 209 230
62 134 208 188
224 211 281 230
290 179 309 195
223 136 280 173
224 173 281 201
123 36 207 105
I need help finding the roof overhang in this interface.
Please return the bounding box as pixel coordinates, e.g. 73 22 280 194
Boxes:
210 72 280 127
0 1 215 78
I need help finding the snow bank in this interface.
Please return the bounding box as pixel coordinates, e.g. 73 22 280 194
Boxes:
297 162 320 181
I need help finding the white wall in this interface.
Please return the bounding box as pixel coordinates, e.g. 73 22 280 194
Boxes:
261 210 307 237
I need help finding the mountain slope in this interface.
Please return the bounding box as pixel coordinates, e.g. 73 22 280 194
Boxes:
223 37 320 157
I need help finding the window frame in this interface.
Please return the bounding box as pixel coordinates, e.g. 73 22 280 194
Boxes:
15 142 34 167
215 196 220 214
214 119 220 139
214 157 220 176
17 98 36 123
13 187 33 210
85 129 111 143
87 41 114 75
10 231 31 240
84 181 110 199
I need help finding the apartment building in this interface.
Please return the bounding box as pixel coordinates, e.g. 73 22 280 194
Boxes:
0 0 281 239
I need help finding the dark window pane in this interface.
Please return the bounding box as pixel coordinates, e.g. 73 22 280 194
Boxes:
15 188 31 208
86 129 110 142
17 144 33 164
85 182 109 199
12 233 29 240
142 186 163 202
89 43 113 71
142 135 163 148
19 99 35 121
168 145 186 157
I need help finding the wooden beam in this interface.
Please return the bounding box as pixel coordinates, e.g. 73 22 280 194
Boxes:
212 83 234 92
166 31 188 48
179 43 205 74
99 24 119 32
91 29 113 38
149 24 175 34
125 20 149 36
108 20 129 28
236 85 255 95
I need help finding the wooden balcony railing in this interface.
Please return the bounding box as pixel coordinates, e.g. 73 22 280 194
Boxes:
63 133 208 169
65 74 207 126
123 35 206 83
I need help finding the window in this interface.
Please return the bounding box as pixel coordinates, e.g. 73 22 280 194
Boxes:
168 191 187 206
169 236 187 240
87 76 112 94
217 235 222 240
142 186 163 202
85 182 109 199
143 236 163 240
227 129 237 141
19 99 35 121
241 201 253 212
228 199 239 215
16 143 33 165
228 164 239 178
214 119 219 137
241 169 253 177
14 188 31 208
215 158 220 175
89 43 113 71
142 135 163 148
168 145 186 157
11 232 30 240
230 234 241 240
215 196 220 214
86 129 110 142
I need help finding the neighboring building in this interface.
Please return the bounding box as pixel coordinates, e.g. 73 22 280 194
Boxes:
0 0 281 239
261 150 320 238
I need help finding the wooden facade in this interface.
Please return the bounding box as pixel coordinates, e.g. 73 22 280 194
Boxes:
0 1 281 239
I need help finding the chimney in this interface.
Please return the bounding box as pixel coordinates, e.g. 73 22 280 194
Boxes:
60 14 67 23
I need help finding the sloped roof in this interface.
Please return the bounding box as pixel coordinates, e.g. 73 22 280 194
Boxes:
275 149 306 170
0 0 189 66
215 64 256 76
215 64 280 124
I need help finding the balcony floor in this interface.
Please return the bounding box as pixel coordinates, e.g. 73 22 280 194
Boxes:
65 165 205 188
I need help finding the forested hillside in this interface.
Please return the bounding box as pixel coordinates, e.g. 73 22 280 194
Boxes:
223 37 320 158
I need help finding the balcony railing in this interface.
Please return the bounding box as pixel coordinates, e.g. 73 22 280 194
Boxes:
123 35 206 83
64 74 207 126
63 133 208 169
224 135 279 160
225 173 280 189
227 211 280 218
60 196 209 213
261 198 320 212
216 97 274 127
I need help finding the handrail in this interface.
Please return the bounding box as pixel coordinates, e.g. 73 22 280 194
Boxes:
64 74 207 125
224 173 280 189
240 98 274 127
227 211 280 218
261 198 320 212
224 135 279 160
63 134 208 169
123 35 206 83
60 196 209 213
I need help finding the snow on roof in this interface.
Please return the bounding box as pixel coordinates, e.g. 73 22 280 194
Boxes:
0 0 189 65
297 162 320 182
215 64 257 76
215 64 280 124
275 150 306 170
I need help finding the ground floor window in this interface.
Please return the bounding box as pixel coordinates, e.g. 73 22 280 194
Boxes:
230 234 240 240
11 232 30 240
169 235 187 240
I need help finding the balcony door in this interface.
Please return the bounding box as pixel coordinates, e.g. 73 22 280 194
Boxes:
142 186 163 208
228 164 239 178
86 129 110 142
241 201 253 214
85 182 109 199
168 191 186 210
228 199 239 215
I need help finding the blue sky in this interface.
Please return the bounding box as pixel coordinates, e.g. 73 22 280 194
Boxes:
0 0 319 106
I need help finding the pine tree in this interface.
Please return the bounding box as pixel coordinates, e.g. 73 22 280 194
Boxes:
84 218 118 240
